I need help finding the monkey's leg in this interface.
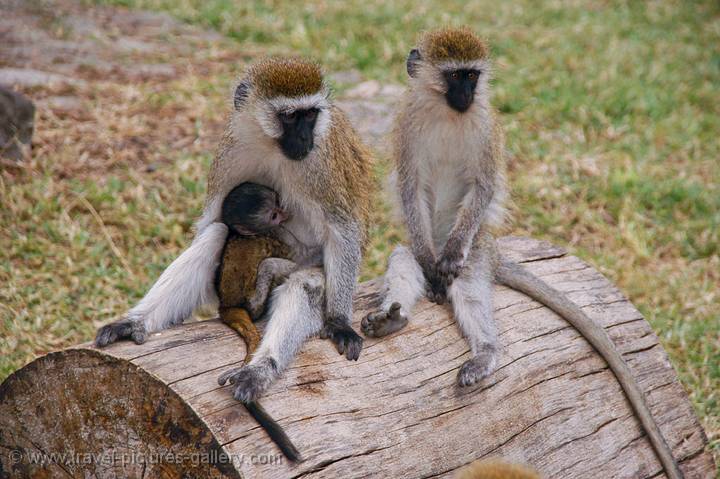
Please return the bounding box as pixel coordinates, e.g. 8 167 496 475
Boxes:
218 268 325 403
448 243 499 387
220 306 303 462
246 258 298 320
96 223 228 347
220 307 261 364
361 245 423 338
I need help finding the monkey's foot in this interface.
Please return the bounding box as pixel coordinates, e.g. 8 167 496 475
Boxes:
95 318 147 347
320 317 363 361
217 358 278 403
361 302 408 338
457 346 498 387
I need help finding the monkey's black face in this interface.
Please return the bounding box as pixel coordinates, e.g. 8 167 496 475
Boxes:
277 108 319 161
443 69 480 113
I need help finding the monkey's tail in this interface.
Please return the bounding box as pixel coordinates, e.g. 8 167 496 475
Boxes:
245 401 303 463
495 258 683 479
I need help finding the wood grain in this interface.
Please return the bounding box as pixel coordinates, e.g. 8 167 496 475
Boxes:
0 237 715 478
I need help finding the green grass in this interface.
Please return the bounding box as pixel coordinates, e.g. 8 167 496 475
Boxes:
3 0 719 465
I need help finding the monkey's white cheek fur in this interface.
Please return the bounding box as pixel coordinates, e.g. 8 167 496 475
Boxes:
255 91 332 141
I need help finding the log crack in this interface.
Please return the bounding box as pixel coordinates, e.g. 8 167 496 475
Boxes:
289 444 399 479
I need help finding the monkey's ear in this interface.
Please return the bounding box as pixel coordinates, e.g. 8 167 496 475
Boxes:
406 49 422 78
234 80 251 110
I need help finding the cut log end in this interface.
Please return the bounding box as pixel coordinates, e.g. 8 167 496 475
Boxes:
0 349 241 478
0 237 716 478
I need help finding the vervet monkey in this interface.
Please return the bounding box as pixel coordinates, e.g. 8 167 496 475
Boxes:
97 58 374 406
362 28 682 479
214 182 302 461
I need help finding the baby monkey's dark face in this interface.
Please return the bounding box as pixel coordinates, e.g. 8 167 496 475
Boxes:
221 182 289 236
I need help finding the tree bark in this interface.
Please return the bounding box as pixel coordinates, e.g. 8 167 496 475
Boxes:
0 237 715 478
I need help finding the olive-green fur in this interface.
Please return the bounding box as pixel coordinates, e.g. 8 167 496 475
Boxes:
314 106 375 250
420 27 489 63
249 58 324 98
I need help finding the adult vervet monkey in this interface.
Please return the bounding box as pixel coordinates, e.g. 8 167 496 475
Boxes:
97 58 374 403
362 28 682 479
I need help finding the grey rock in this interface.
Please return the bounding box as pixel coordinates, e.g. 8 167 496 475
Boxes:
380 84 405 97
114 38 160 54
337 82 404 153
329 70 364 86
43 95 82 111
124 63 176 80
345 80 381 99
0 68 86 88
337 99 395 153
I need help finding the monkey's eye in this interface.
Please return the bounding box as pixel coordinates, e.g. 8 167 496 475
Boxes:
271 212 278 222
279 111 297 124
451 71 459 80
467 71 477 80
305 108 318 121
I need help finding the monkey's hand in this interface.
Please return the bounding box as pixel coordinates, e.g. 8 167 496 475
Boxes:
437 242 465 290
320 316 363 361
420 260 447 304
94 317 147 347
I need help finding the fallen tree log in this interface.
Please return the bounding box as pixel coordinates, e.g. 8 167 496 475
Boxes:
0 237 715 478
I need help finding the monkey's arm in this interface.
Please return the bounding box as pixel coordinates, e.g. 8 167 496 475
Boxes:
397 159 442 297
276 227 323 266
246 257 298 320
319 217 363 361
437 178 494 289
95 222 228 346
496 258 682 479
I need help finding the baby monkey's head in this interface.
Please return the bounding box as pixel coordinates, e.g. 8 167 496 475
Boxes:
221 182 289 236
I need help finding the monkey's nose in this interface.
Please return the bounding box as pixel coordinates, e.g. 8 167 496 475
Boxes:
274 208 290 223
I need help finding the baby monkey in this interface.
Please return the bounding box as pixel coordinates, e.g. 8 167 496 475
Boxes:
215 182 303 462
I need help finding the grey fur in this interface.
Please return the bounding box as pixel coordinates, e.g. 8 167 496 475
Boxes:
228 268 326 401
372 45 502 387
234 80 250 110
406 49 422 78
361 302 407 337
96 64 371 403
218 357 279 403
319 217 363 360
95 318 147 346
496 259 683 478
436 178 495 287
246 257 298 320
457 343 498 387
368 36 683 479
361 245 421 337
